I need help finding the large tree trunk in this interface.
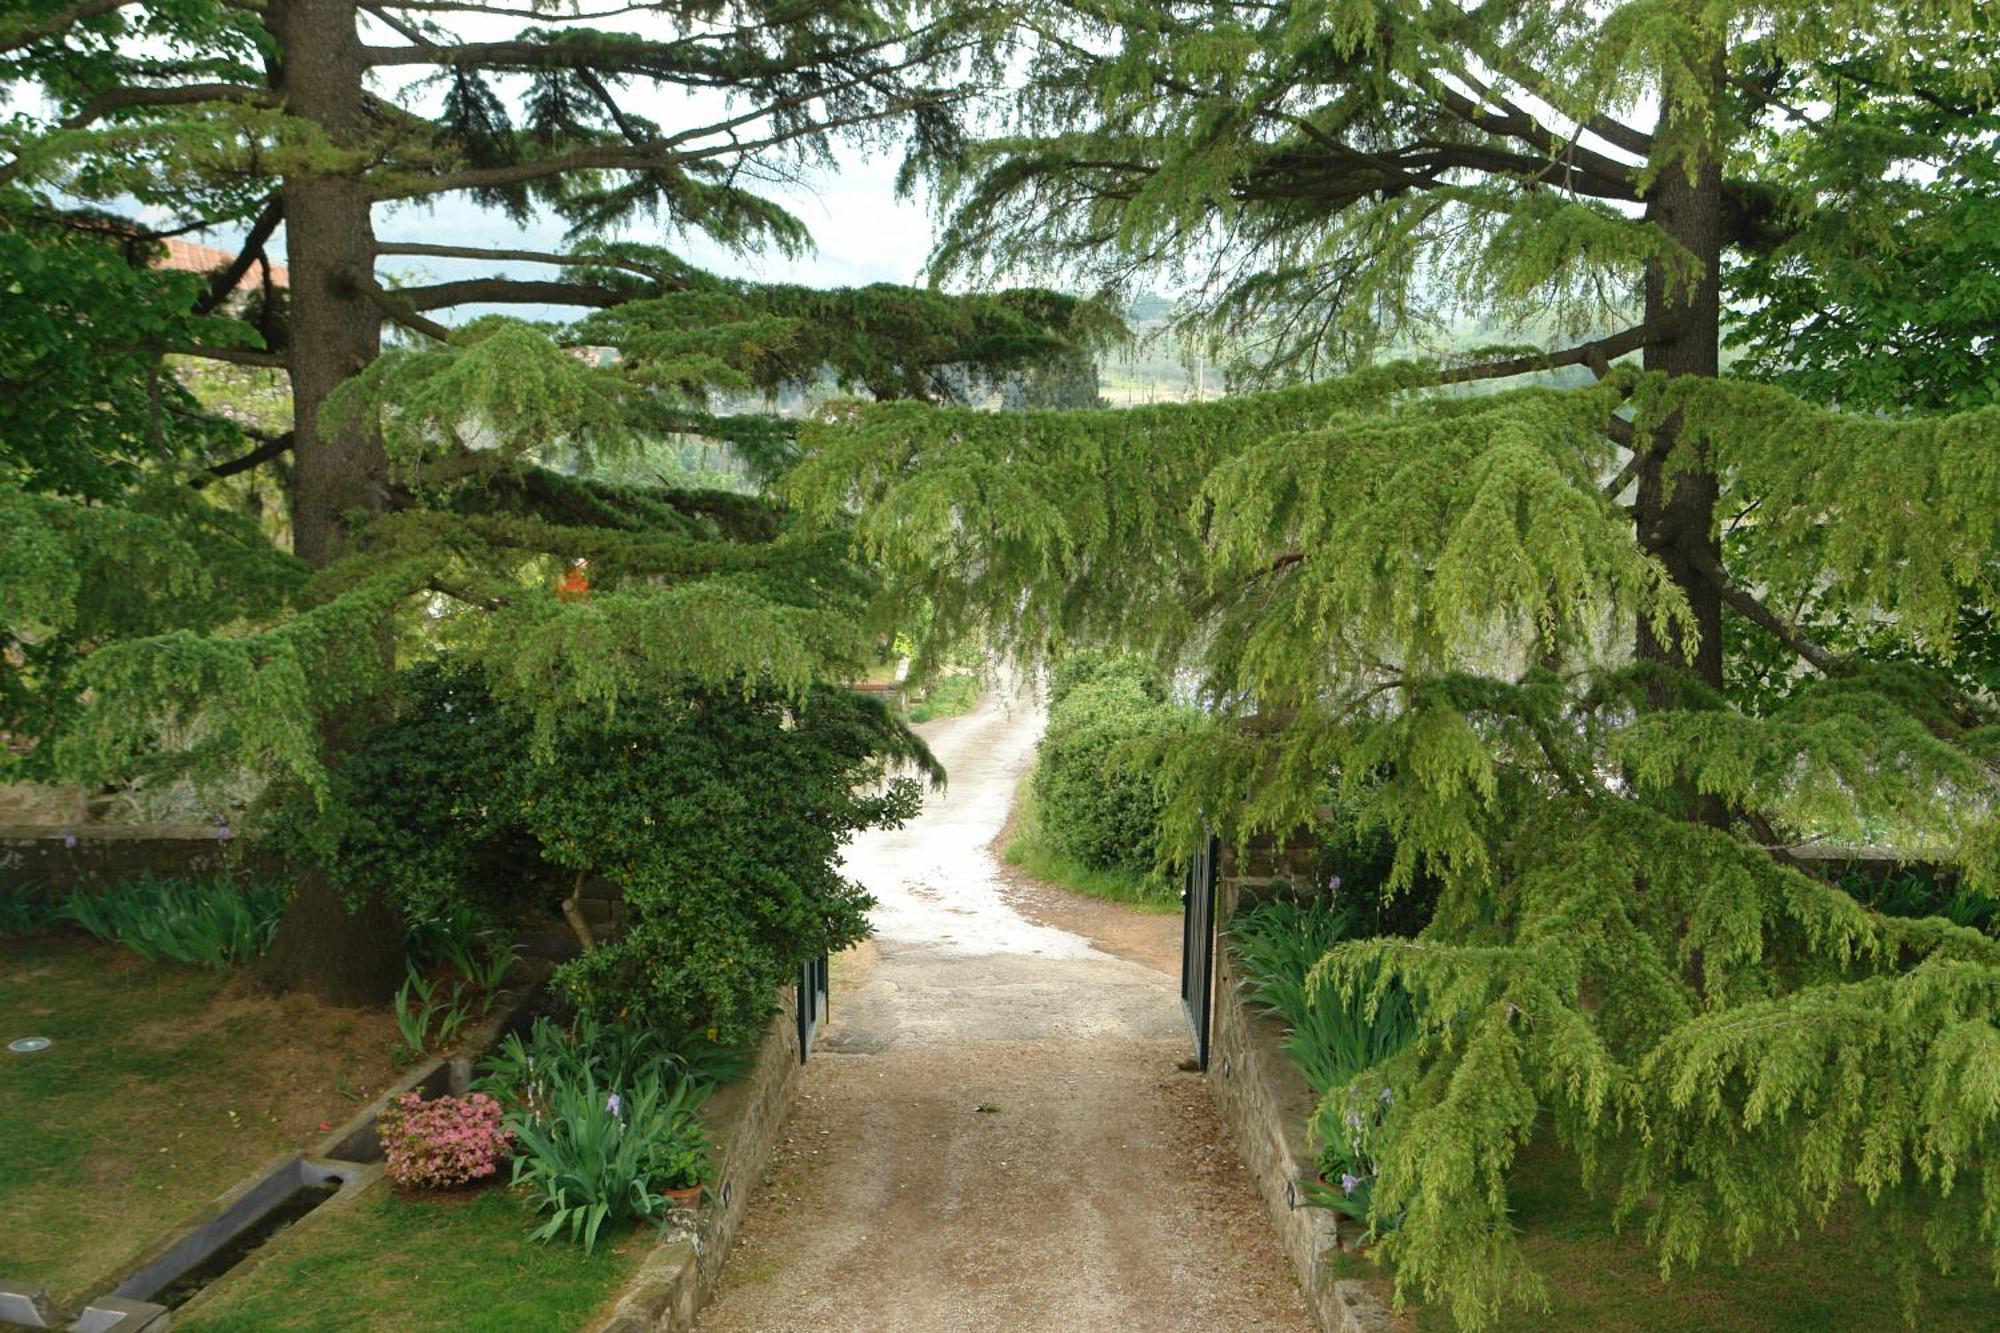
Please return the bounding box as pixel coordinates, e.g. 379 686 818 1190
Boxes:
1633 112 1726 695
256 0 406 1005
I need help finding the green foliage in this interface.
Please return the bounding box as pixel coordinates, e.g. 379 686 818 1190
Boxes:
1001 770 1178 911
0 207 260 500
55 873 288 968
390 964 477 1061
1028 653 1193 894
478 1014 751 1117
902 672 980 723
504 1066 712 1253
799 343 2000 1325
1837 866 1999 936
1232 894 1419 1224
1724 39 2000 416
297 664 934 1047
0 882 53 936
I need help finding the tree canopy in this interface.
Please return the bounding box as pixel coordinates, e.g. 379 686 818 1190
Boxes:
0 0 1115 1000
792 0 2000 1325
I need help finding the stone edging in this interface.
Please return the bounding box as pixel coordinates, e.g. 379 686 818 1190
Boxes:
1205 934 1398 1333
0 980 543 1330
586 986 804 1333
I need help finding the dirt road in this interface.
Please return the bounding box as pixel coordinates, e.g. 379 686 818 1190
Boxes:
696 681 1312 1333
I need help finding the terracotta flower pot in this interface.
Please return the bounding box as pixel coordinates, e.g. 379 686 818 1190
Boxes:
664 1183 703 1212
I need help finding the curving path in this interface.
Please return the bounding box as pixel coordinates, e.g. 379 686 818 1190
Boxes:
695 679 1312 1332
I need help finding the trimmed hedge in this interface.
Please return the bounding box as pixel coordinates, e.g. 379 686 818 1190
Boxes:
1031 652 1190 894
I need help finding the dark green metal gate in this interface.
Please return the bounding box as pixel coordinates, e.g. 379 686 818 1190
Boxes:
1180 831 1220 1070
797 952 828 1061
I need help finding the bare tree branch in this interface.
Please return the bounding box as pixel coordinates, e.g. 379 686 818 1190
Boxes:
203 429 295 480
376 241 686 283
361 281 456 341
1688 549 1836 672
1437 324 1658 384
193 192 284 317
397 277 634 310
169 344 289 368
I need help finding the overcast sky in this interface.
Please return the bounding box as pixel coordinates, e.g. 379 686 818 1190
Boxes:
160 8 971 320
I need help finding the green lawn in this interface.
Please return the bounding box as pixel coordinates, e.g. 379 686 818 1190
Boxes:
180 1184 644 1332
1333 1137 2000 1331
1000 772 1179 913
0 936 401 1306
902 672 981 723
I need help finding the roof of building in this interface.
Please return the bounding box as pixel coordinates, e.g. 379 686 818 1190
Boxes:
159 238 290 290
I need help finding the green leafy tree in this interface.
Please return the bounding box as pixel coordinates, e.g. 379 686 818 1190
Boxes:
792 2 2000 1325
1721 47 2000 704
289 663 936 1047
1 0 1115 1000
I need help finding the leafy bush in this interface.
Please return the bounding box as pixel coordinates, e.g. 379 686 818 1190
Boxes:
1029 651 1189 895
506 1069 711 1252
903 672 980 723
0 883 53 936
478 1013 750 1114
291 664 935 1047
1836 864 1996 934
57 873 288 967
376 1092 513 1190
1232 892 1417 1225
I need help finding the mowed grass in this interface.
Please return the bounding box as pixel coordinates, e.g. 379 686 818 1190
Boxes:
1333 1136 2000 1332
1000 774 1179 914
0 935 400 1306
181 1185 644 1332
902 672 981 723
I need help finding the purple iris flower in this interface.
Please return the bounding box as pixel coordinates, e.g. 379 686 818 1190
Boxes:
1340 1173 1361 1196
606 1092 622 1119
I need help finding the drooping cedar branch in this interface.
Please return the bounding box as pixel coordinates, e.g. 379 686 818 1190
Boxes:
359 24 907 72
377 0 673 15
376 94 936 200
0 84 276 185
193 192 284 317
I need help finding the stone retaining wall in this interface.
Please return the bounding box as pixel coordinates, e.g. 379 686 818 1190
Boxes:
588 987 804 1333
1205 835 1397 1333
0 826 278 896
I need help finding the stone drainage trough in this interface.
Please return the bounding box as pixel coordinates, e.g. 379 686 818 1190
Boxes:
0 987 537 1333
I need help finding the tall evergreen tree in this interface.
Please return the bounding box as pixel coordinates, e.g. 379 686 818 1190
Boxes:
792 2 2000 1324
1 0 1113 999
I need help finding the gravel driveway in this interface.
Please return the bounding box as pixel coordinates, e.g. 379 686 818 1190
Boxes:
696 678 1313 1333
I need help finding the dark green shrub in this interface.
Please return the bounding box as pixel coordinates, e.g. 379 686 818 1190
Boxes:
1031 651 1188 891
0 883 53 936
1835 863 1995 934
1231 893 1417 1226
296 664 935 1048
56 872 288 967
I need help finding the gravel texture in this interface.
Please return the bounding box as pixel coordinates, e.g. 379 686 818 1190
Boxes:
696 681 1313 1333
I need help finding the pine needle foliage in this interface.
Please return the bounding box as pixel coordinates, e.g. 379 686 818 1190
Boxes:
810 4 2000 1320
793 349 2000 1324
